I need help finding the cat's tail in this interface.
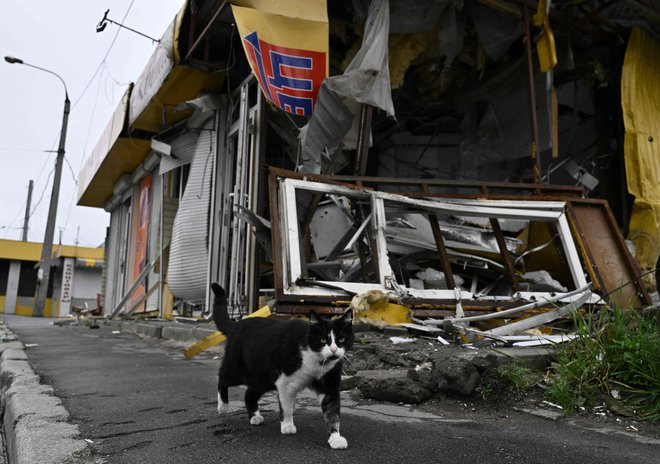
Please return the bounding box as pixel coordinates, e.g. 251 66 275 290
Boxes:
211 283 235 336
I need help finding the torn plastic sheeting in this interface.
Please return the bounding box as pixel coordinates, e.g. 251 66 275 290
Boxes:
325 0 395 118
298 82 354 174
621 27 660 281
299 0 394 173
464 0 521 61
388 0 453 34
456 59 552 179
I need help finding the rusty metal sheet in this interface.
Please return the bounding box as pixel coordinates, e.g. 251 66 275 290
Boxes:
567 200 652 308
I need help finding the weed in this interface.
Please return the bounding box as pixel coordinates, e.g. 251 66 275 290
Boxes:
498 362 538 391
476 383 493 400
546 307 660 421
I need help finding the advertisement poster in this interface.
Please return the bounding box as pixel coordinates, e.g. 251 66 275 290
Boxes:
129 175 151 313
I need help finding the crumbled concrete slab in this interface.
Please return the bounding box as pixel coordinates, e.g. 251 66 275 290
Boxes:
355 369 433 404
431 353 482 395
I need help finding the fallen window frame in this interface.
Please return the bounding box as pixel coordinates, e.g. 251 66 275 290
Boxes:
277 177 599 305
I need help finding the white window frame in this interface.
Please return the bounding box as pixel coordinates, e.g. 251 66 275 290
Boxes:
279 178 598 304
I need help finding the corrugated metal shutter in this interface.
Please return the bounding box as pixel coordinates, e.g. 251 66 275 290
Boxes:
159 130 200 175
167 121 215 303
162 196 179 248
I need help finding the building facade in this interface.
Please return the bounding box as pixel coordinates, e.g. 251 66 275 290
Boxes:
0 239 104 317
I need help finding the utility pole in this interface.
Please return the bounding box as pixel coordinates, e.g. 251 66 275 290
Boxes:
22 180 33 242
5 56 70 317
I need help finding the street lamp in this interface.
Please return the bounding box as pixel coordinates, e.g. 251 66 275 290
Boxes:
4 56 70 317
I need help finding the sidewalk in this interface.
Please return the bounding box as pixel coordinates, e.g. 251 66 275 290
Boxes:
0 315 555 463
0 318 92 464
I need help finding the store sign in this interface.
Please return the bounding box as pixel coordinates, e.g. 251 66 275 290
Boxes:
232 0 328 116
60 258 75 315
242 31 325 116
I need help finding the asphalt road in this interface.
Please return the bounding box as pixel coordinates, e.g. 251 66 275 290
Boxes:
3 315 659 464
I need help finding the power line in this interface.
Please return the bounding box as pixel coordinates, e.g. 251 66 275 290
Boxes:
59 1 137 242
29 167 55 220
0 148 56 153
71 0 136 111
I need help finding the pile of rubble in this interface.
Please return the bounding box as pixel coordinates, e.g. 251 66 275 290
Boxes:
342 327 551 404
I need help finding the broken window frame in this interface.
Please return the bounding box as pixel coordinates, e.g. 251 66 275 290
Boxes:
277 177 599 304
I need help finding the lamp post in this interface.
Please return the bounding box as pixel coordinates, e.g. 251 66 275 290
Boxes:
4 56 70 317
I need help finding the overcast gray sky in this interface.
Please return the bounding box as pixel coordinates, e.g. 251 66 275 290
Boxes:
0 1 184 248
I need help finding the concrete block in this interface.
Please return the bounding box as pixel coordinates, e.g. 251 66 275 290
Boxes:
383 326 408 337
193 327 216 340
120 322 138 334
162 326 195 342
135 323 163 339
489 347 554 370
103 320 123 329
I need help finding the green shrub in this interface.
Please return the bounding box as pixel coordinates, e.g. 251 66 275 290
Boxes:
547 307 660 421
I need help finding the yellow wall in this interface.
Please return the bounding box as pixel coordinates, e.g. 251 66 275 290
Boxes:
0 296 5 313
14 298 58 318
0 239 104 262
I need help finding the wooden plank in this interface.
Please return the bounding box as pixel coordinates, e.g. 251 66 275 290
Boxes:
124 282 160 319
183 305 271 359
489 217 521 291
109 257 157 319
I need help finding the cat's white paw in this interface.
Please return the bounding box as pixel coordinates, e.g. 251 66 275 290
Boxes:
217 402 229 414
250 412 264 425
328 432 348 450
280 422 297 434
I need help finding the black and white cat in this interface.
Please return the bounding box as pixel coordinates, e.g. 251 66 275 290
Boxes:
211 283 354 449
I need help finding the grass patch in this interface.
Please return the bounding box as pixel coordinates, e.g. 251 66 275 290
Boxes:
546 307 660 421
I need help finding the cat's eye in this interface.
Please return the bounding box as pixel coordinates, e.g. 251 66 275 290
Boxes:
338 338 345 343
320 338 327 344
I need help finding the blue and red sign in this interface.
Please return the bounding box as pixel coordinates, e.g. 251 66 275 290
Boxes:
242 31 326 116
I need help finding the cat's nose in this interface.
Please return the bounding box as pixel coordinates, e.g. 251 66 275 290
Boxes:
330 345 338 353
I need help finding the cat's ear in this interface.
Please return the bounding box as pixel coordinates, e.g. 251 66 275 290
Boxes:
309 311 322 326
340 309 353 325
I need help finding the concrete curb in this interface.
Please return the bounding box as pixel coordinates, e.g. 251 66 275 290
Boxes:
0 322 93 464
101 319 216 344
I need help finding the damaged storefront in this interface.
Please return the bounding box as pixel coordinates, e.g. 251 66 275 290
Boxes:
78 0 659 339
